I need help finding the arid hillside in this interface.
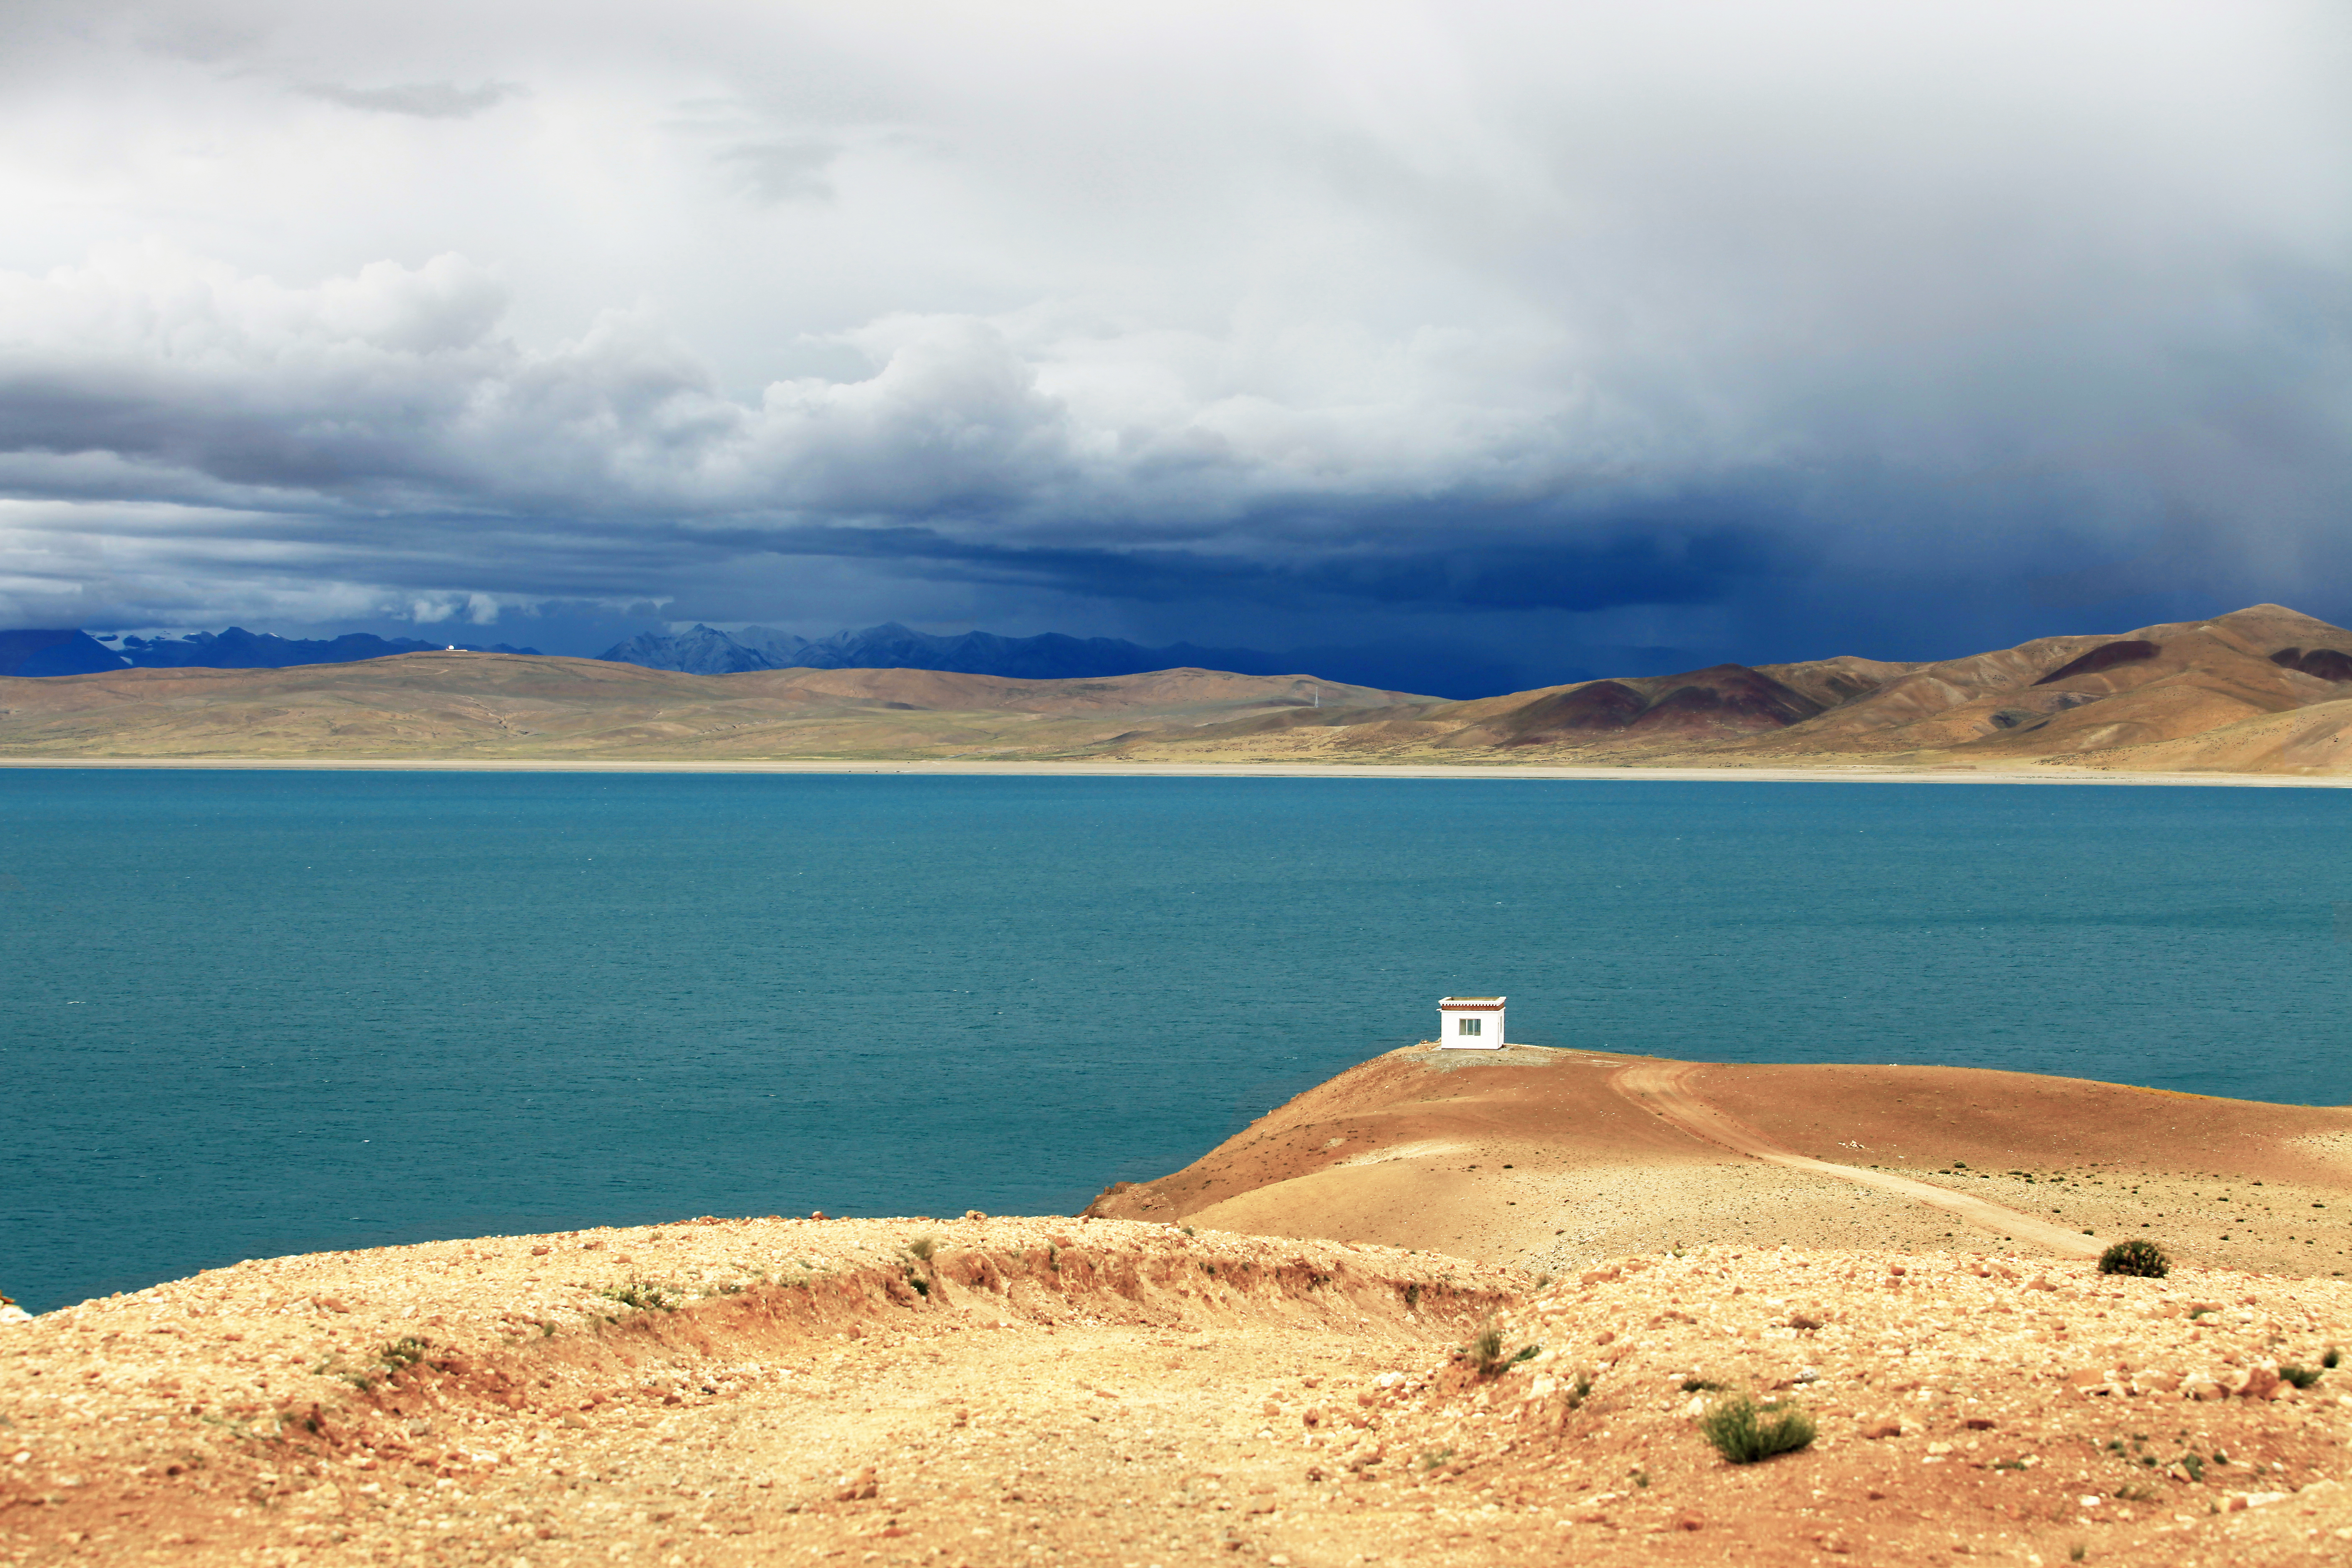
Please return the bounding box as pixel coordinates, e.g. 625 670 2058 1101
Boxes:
1088 1044 2352 1281
9 1207 2352 1565
1106 603 2352 774
7 603 2352 775
0 655 1426 761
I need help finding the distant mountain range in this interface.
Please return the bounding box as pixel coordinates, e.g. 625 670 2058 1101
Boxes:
0 627 541 677
596 622 1302 681
8 604 2352 775
0 619 1524 696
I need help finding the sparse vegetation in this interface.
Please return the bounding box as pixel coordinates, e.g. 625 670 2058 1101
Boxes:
2096 1239 2170 1278
598 1280 681 1312
375 1336 431 1371
2280 1363 2323 1389
312 1354 375 1392
2325 1346 2342 1369
1697 1394 1817 1464
1681 1377 1725 1393
907 1236 936 1262
1463 1327 1541 1377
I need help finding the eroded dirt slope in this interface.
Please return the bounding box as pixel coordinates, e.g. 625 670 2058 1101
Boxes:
9 1219 2352 1566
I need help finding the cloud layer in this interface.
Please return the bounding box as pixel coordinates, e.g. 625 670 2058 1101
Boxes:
1 1 2348 681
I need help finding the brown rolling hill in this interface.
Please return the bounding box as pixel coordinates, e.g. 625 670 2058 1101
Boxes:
0 655 1429 761
6 602 2352 774
1086 1042 2352 1280
1106 602 2352 774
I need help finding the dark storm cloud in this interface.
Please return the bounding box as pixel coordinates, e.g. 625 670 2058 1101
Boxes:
0 1 2346 670
710 513 1780 615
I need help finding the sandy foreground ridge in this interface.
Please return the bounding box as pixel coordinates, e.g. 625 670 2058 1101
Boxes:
13 1050 2352 1565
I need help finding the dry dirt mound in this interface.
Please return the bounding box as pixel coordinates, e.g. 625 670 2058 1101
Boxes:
1088 1046 2352 1279
0 1215 1512 1567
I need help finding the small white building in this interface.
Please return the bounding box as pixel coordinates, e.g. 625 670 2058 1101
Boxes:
1437 995 1506 1049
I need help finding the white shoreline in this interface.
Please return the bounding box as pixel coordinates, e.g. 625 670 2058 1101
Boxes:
0 756 2345 786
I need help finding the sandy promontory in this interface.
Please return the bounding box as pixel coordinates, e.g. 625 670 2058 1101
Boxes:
10 1051 2352 1565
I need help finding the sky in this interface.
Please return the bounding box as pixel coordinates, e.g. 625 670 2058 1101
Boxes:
0 0 2347 693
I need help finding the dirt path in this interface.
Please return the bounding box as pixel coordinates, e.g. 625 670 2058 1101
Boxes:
1609 1061 2105 1257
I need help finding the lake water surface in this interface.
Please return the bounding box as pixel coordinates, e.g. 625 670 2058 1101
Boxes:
4 770 2348 1312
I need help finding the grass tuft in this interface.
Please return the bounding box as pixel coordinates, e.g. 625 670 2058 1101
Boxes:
375 1336 432 1371
1463 1326 1541 1377
598 1280 681 1313
2096 1239 2170 1278
1697 1394 1817 1464
2280 1364 2323 1389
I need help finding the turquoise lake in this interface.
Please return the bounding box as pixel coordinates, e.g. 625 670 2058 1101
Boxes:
4 770 2349 1313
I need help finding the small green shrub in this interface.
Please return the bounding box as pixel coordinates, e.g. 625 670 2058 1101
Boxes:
2324 1346 2342 1369
375 1336 431 1371
1681 1377 1725 1393
2096 1239 2170 1278
907 1236 936 1262
2279 1364 2322 1389
1697 1395 1817 1464
1463 1327 1538 1377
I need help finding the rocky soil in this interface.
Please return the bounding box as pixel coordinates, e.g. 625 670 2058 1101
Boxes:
8 1213 2352 1566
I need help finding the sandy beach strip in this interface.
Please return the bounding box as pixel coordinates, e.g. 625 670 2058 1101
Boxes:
1 754 2349 785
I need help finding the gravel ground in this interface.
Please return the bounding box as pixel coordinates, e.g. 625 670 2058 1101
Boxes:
8 1218 2352 1566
